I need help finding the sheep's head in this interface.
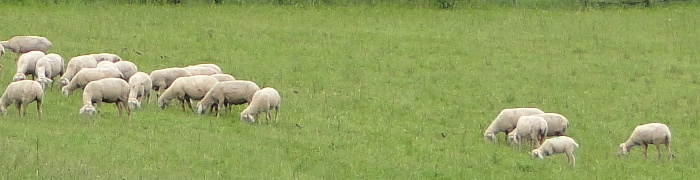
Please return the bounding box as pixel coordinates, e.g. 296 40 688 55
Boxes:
0 106 6 115
507 132 518 145
128 99 141 110
12 73 26 82
60 78 69 87
531 149 545 159
483 132 496 142
157 98 169 109
61 86 72 97
79 105 97 116
241 114 256 123
196 102 206 114
617 143 630 156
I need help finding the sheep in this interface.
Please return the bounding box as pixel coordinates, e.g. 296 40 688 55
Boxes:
90 53 121 62
127 72 152 110
189 63 223 74
184 65 219 76
62 68 124 97
13 51 46 81
0 80 43 118
157 75 219 111
483 108 545 142
196 80 260 117
114 61 138 81
210 74 236 82
618 122 673 159
0 36 52 56
149 67 192 98
509 115 548 148
79 78 130 117
532 136 579 166
240 87 281 124
531 113 570 137
60 55 98 87
35 53 65 90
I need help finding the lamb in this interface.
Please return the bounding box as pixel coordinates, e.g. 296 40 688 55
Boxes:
79 78 130 117
60 55 98 87
0 80 43 118
62 68 124 97
157 75 219 111
531 113 570 137
532 136 579 166
90 53 121 62
184 65 219 76
127 72 152 110
618 122 673 159
240 87 281 124
0 36 52 56
196 80 260 117
13 51 46 81
35 53 65 90
210 74 236 82
189 63 223 74
508 115 548 148
483 108 545 142
149 67 192 98
114 61 138 81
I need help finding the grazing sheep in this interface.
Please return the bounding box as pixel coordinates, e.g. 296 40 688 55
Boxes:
190 63 223 74
90 53 121 62
210 74 236 82
62 68 124 97
157 75 219 111
115 61 138 81
13 51 46 81
60 55 98 87
127 72 152 110
532 136 579 166
618 122 673 159
483 108 545 142
240 87 281 124
149 67 192 98
0 36 52 55
79 78 130 117
196 80 260 117
35 53 65 90
509 115 548 148
184 65 219 76
532 113 570 137
0 80 43 118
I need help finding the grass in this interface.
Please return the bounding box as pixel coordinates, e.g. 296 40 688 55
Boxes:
1 2 699 179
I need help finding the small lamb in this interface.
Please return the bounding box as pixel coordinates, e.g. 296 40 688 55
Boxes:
62 68 124 97
60 55 98 87
157 75 219 111
210 74 236 82
618 122 673 159
484 108 545 142
13 51 46 81
35 53 65 90
0 80 43 118
0 36 52 56
240 87 281 124
196 80 260 117
532 136 579 166
127 72 152 110
149 67 192 98
509 115 548 148
79 78 130 117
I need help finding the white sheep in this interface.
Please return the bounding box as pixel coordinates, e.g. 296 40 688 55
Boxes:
90 53 121 62
0 36 52 56
60 55 98 87
127 72 152 110
157 75 219 111
79 78 130 117
210 74 236 82
532 136 579 166
531 113 570 137
189 63 223 74
13 51 46 81
62 68 124 97
240 87 281 124
483 108 545 142
196 80 260 117
149 67 192 98
184 65 219 76
618 122 673 159
509 115 548 148
35 53 65 90
0 80 43 118
115 61 138 81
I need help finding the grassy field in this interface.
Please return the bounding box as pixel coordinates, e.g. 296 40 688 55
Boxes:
1 2 699 179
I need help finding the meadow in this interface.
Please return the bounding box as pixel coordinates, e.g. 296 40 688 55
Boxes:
0 1 699 179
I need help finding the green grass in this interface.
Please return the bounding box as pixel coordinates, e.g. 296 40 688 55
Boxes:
1 2 700 179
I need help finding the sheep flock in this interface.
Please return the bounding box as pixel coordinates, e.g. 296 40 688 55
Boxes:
0 35 281 124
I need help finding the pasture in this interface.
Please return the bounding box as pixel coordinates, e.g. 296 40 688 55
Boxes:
1 2 699 179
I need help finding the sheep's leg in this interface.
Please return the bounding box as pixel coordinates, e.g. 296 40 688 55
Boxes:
665 143 673 158
116 102 123 117
566 152 576 166
265 111 272 124
185 98 194 112
36 99 42 119
642 144 649 159
15 103 22 117
656 144 663 159
21 102 29 117
179 99 186 112
216 99 225 118
274 106 280 124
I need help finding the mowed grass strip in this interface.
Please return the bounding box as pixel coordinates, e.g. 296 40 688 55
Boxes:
0 3 699 179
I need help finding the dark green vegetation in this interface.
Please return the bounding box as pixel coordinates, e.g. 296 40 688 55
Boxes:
0 2 699 179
